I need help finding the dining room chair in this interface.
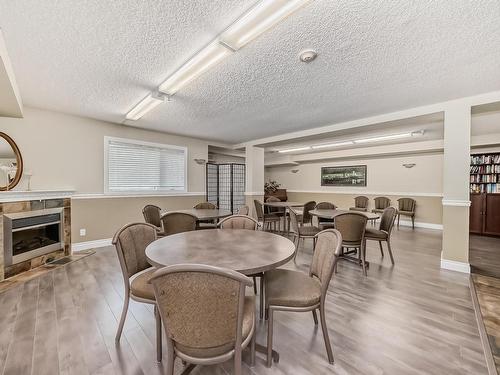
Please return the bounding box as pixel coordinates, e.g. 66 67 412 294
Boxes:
314 202 337 229
289 207 321 260
372 197 391 215
364 207 397 264
265 196 286 230
299 200 317 226
112 222 163 362
237 205 249 215
160 212 197 236
142 204 165 236
350 196 369 212
218 214 264 317
397 197 416 229
254 200 280 232
334 212 369 275
265 229 342 366
149 264 256 375
194 202 218 228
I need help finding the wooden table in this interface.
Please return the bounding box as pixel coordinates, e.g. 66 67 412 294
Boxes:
309 209 379 221
162 208 232 221
146 229 295 364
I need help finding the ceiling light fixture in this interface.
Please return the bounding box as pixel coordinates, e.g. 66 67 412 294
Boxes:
220 0 312 50
311 141 354 149
159 41 233 96
353 131 424 144
125 94 165 121
278 146 311 153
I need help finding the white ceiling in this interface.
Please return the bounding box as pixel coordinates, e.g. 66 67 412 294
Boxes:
1 0 500 143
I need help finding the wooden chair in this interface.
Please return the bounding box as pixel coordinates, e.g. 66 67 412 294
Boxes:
142 204 165 237
265 196 286 231
334 212 368 275
112 223 162 362
160 212 197 236
237 205 249 215
265 229 342 366
149 264 256 375
397 198 416 229
299 200 317 225
254 200 280 232
372 197 391 215
193 202 217 209
194 202 217 228
349 196 369 212
315 202 336 229
364 207 397 264
289 208 321 260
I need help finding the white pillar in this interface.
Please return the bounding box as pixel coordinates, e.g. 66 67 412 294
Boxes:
245 146 265 217
441 100 471 273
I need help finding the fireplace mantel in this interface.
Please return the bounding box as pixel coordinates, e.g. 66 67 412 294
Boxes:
0 190 74 203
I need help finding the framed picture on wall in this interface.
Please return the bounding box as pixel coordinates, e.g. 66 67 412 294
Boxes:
321 165 367 186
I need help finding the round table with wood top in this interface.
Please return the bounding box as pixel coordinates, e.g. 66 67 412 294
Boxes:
309 208 380 221
146 228 296 364
161 208 232 221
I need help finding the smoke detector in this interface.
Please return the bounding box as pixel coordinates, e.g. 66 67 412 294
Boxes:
299 50 318 63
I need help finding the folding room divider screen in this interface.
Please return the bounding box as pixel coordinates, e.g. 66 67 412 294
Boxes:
206 163 245 214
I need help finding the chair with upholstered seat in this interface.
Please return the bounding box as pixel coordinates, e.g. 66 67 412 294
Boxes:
194 202 218 228
142 205 165 236
314 202 337 229
149 264 256 375
299 200 317 226
372 197 391 215
397 197 416 229
334 212 368 275
289 208 321 260
112 223 162 362
265 229 342 366
160 212 197 236
265 196 286 231
254 200 280 232
237 205 249 215
364 207 397 264
350 196 369 212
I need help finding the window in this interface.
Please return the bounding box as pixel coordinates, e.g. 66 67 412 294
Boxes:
105 137 187 193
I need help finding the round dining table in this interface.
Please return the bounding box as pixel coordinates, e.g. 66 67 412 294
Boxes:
161 208 232 221
146 228 295 364
309 208 380 221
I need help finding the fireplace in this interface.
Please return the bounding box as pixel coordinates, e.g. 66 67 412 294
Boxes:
3 208 65 266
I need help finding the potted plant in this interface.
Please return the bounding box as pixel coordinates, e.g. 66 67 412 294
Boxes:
264 180 281 194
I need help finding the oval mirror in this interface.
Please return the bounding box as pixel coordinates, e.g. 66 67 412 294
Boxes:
0 132 23 191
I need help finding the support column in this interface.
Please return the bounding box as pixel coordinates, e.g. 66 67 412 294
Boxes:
441 101 471 273
245 146 265 218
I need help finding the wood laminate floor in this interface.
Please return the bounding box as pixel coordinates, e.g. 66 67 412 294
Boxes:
470 235 500 278
0 227 488 375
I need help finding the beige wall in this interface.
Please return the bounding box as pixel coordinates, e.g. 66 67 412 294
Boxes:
0 107 210 242
265 153 443 225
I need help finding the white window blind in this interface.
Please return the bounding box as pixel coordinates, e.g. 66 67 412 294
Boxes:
105 137 187 193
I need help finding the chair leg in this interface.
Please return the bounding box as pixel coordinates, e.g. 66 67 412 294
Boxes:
155 305 162 363
115 291 129 342
379 241 384 257
293 235 300 261
397 214 400 229
360 242 367 276
253 276 257 295
312 309 318 325
259 275 264 320
412 216 415 230
250 319 256 367
387 240 395 265
319 304 334 364
166 340 175 375
313 236 317 251
266 308 274 367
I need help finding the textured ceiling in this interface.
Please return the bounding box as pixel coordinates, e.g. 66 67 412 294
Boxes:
1 0 500 143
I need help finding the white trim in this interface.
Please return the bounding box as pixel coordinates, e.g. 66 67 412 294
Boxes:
442 199 471 207
72 238 112 252
0 190 75 202
397 220 442 230
72 192 205 199
104 135 188 195
244 191 265 196
440 258 470 274
287 189 442 197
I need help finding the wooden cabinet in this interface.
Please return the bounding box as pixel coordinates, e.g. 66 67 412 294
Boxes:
470 193 500 236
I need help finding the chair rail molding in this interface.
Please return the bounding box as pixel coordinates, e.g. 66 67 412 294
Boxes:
442 199 471 207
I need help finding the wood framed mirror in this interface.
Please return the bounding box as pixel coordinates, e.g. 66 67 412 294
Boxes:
0 132 23 191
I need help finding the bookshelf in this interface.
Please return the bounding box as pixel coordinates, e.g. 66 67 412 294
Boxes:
470 153 500 193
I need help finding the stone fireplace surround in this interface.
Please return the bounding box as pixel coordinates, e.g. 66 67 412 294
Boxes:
0 195 71 281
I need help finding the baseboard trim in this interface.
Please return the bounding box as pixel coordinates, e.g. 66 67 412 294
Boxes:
440 258 471 274
72 238 112 252
397 220 443 230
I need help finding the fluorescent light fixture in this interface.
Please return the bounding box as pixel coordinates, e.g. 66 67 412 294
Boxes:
278 146 310 153
311 141 354 149
354 131 424 144
159 41 232 95
125 94 164 121
220 0 312 50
